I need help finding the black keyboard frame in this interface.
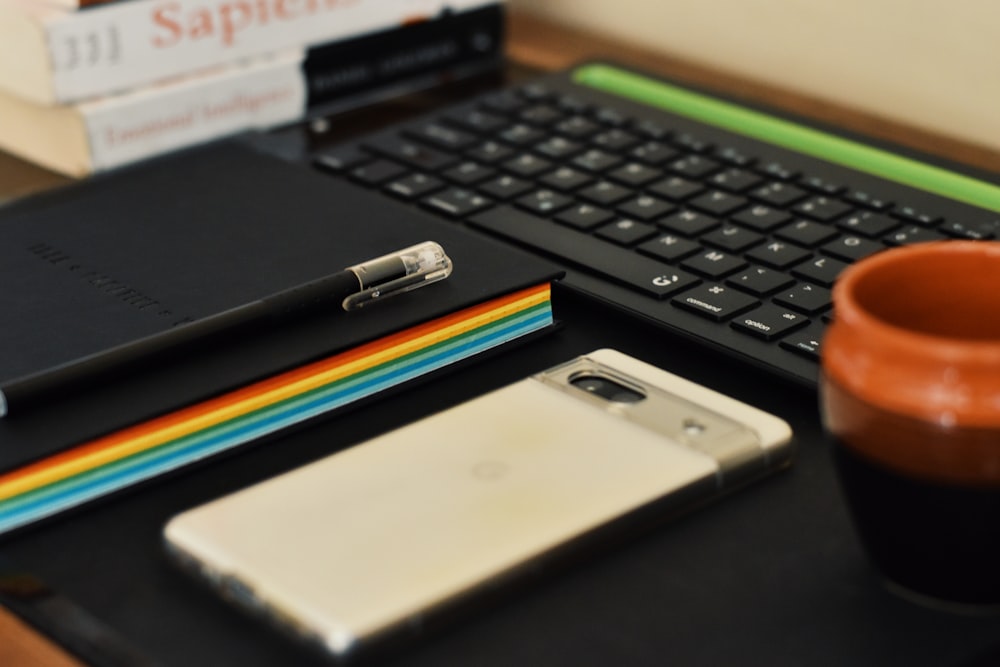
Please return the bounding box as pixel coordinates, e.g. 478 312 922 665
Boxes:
306 60 1000 389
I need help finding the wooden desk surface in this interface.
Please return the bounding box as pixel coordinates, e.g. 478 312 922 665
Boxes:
2 10 997 666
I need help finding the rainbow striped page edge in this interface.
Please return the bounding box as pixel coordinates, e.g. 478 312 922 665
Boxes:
0 283 554 536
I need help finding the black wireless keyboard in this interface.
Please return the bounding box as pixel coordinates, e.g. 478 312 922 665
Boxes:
310 62 1000 388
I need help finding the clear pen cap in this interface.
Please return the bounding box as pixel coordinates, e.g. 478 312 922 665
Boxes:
342 241 453 310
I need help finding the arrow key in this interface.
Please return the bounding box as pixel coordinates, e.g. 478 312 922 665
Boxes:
779 323 828 361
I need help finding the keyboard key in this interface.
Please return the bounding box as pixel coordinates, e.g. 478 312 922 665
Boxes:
756 161 798 180
726 267 795 296
535 136 584 160
364 135 457 171
406 122 477 151
503 153 553 178
555 203 615 230
518 83 553 101
313 145 370 172
672 284 759 322
681 249 748 279
746 240 812 270
592 128 641 152
791 256 848 287
659 210 720 237
714 146 754 167
578 180 633 206
845 189 893 211
837 211 899 237
688 190 748 217
668 155 721 179
731 205 791 232
773 283 832 315
385 173 444 199
638 234 702 263
478 175 533 200
750 182 808 207
515 189 574 216
595 219 659 246
594 107 629 127
793 196 852 222
775 219 839 247
608 162 663 188
821 235 885 262
884 225 947 246
350 159 407 185
799 175 844 195
671 132 713 154
421 188 493 218
630 141 678 166
538 166 594 192
466 140 515 164
779 324 827 361
556 95 590 114
892 205 942 227
940 220 999 240
617 195 675 221
709 168 763 193
468 206 700 298
702 225 764 253
556 116 601 139
519 104 564 126
732 304 809 341
444 107 506 133
648 176 705 202
632 119 672 140
499 124 547 146
481 90 526 114
443 161 496 185
573 149 623 173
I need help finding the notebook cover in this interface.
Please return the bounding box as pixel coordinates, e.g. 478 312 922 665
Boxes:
0 141 560 472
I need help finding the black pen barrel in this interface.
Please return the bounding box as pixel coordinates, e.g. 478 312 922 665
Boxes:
1 301 266 416
1 269 375 417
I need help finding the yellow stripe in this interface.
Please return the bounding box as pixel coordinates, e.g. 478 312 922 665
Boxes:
0 288 550 500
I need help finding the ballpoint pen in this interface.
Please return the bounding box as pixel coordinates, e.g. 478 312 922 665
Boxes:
0 241 453 418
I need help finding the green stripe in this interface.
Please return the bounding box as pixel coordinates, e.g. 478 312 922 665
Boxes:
0 301 553 514
574 63 1000 214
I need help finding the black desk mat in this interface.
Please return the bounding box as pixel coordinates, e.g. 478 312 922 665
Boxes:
3 289 1000 667
3 62 1000 667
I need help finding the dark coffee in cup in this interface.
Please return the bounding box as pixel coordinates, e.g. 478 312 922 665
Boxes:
821 241 1000 608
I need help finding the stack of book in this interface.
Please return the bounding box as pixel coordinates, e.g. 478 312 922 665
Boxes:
0 0 504 177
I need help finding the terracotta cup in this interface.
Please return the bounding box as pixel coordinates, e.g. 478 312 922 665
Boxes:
821 241 1000 609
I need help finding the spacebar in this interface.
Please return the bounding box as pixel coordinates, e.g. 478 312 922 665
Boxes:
468 206 698 298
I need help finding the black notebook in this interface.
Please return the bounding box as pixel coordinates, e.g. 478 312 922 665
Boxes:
0 142 559 531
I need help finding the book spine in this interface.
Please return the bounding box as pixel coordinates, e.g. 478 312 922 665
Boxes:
82 51 305 173
303 3 504 108
38 0 501 104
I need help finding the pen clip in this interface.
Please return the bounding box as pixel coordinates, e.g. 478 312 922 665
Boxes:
342 241 453 310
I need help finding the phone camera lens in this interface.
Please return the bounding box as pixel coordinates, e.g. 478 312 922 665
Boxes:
570 375 644 403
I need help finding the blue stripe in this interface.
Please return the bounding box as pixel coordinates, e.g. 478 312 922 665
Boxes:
0 309 552 534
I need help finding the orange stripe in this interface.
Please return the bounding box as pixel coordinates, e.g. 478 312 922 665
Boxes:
0 285 550 491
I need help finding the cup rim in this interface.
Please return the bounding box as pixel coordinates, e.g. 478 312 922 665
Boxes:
832 241 1000 363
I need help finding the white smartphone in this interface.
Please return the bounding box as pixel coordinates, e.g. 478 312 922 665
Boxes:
163 349 793 658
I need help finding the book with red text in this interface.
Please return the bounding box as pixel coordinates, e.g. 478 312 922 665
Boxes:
0 0 499 105
0 51 306 176
0 2 502 176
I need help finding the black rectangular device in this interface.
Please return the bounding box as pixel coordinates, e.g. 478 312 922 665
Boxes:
306 60 1000 388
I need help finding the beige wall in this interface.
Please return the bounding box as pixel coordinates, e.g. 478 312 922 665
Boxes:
509 0 1000 153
